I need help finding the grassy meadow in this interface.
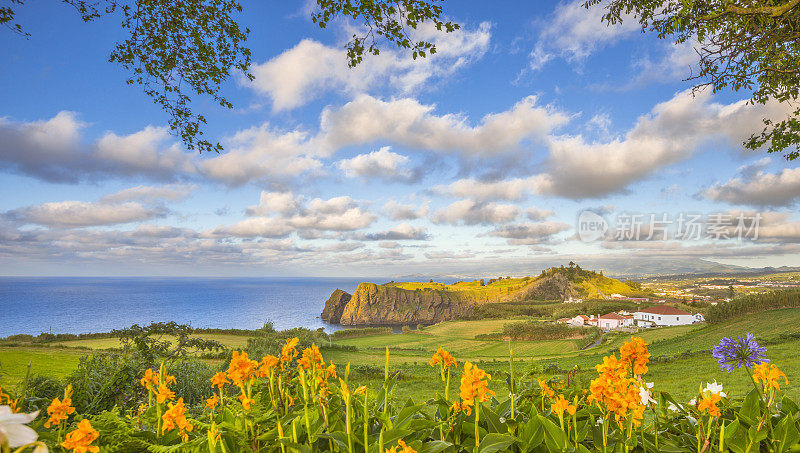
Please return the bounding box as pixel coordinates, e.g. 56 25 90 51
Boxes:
2 307 798 407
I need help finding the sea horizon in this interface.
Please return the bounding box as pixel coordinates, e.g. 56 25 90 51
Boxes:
0 276 372 337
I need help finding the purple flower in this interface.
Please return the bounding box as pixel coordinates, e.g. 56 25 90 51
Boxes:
712 333 768 372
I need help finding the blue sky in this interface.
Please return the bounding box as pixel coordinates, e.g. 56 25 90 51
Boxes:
1 0 799 277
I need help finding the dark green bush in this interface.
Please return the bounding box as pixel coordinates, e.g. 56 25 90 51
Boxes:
330 327 393 339
705 289 800 323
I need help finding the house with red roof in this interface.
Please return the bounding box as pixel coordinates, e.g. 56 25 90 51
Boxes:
634 306 694 326
597 312 633 330
568 314 596 327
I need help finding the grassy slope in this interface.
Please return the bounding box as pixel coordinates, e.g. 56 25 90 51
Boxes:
2 309 798 404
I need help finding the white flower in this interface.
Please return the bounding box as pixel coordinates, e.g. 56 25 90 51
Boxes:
704 381 727 398
596 417 603 425
499 417 506 424
667 402 680 412
639 386 656 406
646 382 654 389
0 406 39 448
689 398 697 406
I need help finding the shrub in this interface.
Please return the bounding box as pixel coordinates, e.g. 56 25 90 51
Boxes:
330 327 392 339
490 320 588 341
705 289 800 323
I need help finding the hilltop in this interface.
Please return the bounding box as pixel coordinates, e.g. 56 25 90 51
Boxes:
321 265 647 325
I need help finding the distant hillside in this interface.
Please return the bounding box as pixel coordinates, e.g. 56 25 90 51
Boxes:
321 264 644 325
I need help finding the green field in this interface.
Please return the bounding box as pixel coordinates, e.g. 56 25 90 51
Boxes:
2 309 799 405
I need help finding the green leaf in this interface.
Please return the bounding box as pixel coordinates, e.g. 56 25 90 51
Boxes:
481 405 505 433
517 416 544 451
477 433 516 453
419 440 453 453
774 415 800 453
537 414 568 452
739 388 761 426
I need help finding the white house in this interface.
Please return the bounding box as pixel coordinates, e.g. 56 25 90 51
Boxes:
597 312 633 330
694 313 705 323
569 315 592 326
634 306 694 326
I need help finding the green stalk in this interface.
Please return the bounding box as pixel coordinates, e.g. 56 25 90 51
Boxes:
474 402 481 453
299 369 314 451
346 394 353 453
384 347 390 417
509 341 515 420
363 391 369 453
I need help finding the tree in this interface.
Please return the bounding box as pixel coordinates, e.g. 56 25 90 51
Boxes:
2 0 457 153
586 0 800 160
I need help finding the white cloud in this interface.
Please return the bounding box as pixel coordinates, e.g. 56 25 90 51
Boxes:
531 0 640 68
0 112 196 183
212 217 294 238
353 222 429 241
198 123 322 187
526 207 555 221
247 22 492 110
484 220 570 245
432 199 519 225
337 146 413 180
382 200 429 220
218 193 377 238
100 184 197 204
434 177 530 201
315 94 569 157
703 164 800 207
246 191 302 216
8 200 167 228
534 89 795 198
630 40 698 86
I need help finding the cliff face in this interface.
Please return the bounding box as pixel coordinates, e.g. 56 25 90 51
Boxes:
334 283 474 325
320 270 630 326
321 289 351 323
322 274 580 326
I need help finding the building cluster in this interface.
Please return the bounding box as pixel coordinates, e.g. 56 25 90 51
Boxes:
557 306 703 330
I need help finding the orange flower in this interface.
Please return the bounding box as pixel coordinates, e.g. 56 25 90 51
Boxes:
210 371 229 389
386 439 417 453
551 394 576 416
451 401 472 415
238 394 255 411
258 355 280 377
162 398 193 441
45 384 76 428
588 352 644 426
458 361 494 412
227 351 258 386
697 392 722 417
620 337 650 375
281 337 300 363
297 344 324 370
538 378 556 399
753 363 788 391
155 383 175 404
206 394 220 410
140 368 159 390
0 386 19 412
429 347 456 368
61 419 100 453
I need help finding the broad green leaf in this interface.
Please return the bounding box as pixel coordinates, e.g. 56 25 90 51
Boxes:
477 433 516 453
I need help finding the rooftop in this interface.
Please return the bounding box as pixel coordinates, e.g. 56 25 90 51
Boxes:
637 306 692 316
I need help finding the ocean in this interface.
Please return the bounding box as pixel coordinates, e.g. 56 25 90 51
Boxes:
0 277 365 337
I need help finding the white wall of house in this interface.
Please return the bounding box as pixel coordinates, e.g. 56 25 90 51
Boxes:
598 318 622 329
633 312 693 326
569 316 586 326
